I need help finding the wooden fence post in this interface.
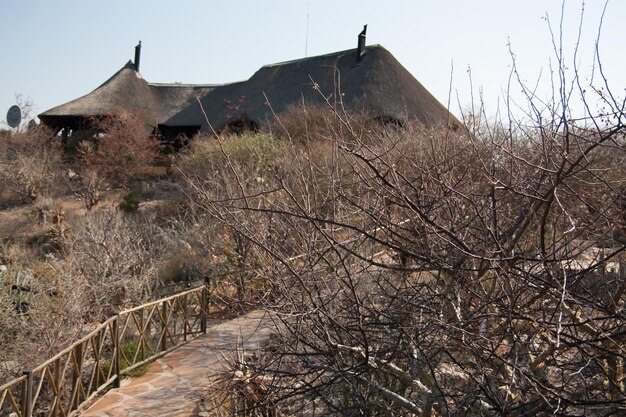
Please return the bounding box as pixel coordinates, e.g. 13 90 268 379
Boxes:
54 357 61 417
22 370 33 417
71 343 83 411
138 309 145 363
113 317 121 389
160 302 168 352
183 295 188 342
201 286 208 334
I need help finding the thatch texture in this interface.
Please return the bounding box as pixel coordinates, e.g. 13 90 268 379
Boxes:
39 61 215 132
40 45 456 134
166 45 455 132
40 61 159 130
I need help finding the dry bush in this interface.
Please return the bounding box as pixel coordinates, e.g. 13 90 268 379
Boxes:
0 207 174 381
0 258 85 382
187 57 626 416
178 132 288 301
192 112 626 415
69 168 102 211
202 345 282 417
0 203 202 382
60 209 170 319
0 120 198 384
265 102 382 146
79 113 160 189
31 198 69 255
0 125 66 206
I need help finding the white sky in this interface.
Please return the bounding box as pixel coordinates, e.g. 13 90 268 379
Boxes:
1 0 624 127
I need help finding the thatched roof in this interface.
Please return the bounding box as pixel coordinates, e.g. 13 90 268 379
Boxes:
150 82 218 126
39 61 215 131
40 44 456 134
165 45 455 131
40 61 157 130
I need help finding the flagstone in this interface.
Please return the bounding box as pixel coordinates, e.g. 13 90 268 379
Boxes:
80 310 273 416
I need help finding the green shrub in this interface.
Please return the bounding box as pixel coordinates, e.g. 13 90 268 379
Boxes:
118 191 141 213
177 132 285 179
100 338 150 379
119 339 150 376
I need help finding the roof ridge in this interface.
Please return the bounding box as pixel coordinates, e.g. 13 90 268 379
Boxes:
149 82 224 88
263 44 384 68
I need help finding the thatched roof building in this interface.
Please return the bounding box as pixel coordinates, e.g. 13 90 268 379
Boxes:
40 31 456 138
39 43 216 135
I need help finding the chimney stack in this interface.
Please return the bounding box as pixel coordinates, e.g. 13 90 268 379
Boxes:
357 25 367 62
134 41 142 71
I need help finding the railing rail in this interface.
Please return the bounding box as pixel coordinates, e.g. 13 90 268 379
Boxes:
1 286 210 417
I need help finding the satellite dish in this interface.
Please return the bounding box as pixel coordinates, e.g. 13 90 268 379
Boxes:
6 105 21 128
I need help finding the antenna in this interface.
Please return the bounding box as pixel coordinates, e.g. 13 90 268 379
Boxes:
305 2 310 57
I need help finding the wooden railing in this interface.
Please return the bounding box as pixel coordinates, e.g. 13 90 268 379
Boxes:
0 286 209 417
0 218 409 417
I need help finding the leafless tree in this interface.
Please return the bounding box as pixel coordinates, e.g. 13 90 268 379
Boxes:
186 13 626 416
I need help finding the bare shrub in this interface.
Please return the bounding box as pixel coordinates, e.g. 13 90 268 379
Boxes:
1 206 175 382
61 209 169 319
202 345 281 417
188 36 626 417
0 206 191 382
179 132 287 301
32 198 68 254
0 258 85 382
0 125 66 206
266 102 382 146
79 113 160 189
69 168 102 211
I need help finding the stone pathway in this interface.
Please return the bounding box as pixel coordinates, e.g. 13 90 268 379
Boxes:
81 310 274 417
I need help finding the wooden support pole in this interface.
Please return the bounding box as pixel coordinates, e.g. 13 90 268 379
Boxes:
113 318 121 389
160 303 168 352
201 286 208 334
54 357 61 417
183 295 188 342
22 370 33 417
72 343 83 411
139 309 145 363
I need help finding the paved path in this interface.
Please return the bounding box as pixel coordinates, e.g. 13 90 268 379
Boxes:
81 310 274 417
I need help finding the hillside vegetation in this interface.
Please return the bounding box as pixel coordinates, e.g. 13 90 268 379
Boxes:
2 51 626 417
0 117 270 382
193 106 626 416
